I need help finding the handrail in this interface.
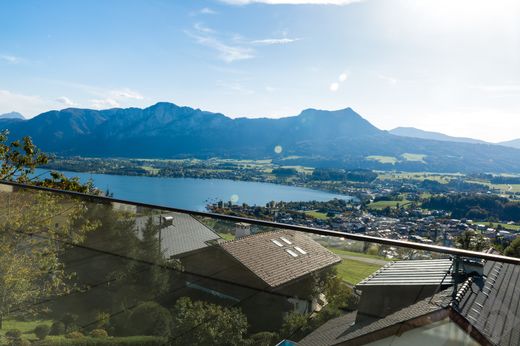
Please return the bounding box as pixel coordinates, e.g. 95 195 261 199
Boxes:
2 179 520 265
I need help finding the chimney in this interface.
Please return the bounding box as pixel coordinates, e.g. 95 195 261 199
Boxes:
235 222 251 239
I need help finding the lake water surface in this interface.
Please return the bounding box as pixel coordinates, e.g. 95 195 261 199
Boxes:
36 169 352 211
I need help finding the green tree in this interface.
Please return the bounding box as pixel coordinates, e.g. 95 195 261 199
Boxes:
0 130 48 183
0 130 95 193
456 230 488 251
0 188 92 329
170 297 248 346
279 311 309 341
132 216 170 300
504 237 520 258
59 203 140 316
323 275 359 311
128 301 172 337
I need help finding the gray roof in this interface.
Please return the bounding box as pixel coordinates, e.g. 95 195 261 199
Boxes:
135 213 221 258
455 259 520 346
301 254 520 346
357 258 454 287
299 290 451 346
220 230 341 288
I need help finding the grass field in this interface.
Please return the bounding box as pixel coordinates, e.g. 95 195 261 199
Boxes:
466 180 520 193
401 153 427 163
368 199 411 210
335 259 382 286
329 248 392 261
366 156 398 164
1 319 165 344
377 172 454 183
471 222 520 231
1 318 51 341
304 210 329 220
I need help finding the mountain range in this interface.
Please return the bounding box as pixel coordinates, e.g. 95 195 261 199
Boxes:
389 127 487 144
1 102 520 173
0 111 25 120
498 138 520 150
389 126 520 149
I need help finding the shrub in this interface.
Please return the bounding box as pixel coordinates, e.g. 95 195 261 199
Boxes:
128 301 172 337
110 310 132 336
5 329 22 339
65 331 84 339
8 338 31 346
94 311 111 329
247 331 279 346
90 329 109 338
61 313 79 332
34 324 51 340
50 321 66 335
35 336 168 346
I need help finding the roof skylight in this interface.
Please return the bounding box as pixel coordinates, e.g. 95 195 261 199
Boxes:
280 236 292 245
294 246 307 255
286 249 298 257
271 239 283 247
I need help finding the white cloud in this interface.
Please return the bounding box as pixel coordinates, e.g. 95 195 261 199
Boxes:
472 84 520 93
200 7 218 14
193 22 216 34
329 82 339 92
187 24 255 63
110 88 144 100
220 0 362 5
251 37 301 45
376 73 398 85
55 96 76 106
338 72 348 82
0 89 50 117
217 80 255 95
0 55 22 64
90 98 121 109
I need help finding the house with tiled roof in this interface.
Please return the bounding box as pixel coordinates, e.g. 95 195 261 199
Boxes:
299 251 520 346
135 212 222 258
178 229 341 331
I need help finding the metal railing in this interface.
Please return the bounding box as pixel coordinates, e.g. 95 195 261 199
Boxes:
2 179 519 265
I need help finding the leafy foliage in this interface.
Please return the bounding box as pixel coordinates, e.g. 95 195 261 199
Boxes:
50 321 66 335
34 324 51 340
90 329 109 338
170 297 248 346
0 189 93 328
0 130 48 183
504 237 520 258
128 302 172 337
423 193 520 221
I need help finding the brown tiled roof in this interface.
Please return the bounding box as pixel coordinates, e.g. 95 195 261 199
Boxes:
220 230 341 288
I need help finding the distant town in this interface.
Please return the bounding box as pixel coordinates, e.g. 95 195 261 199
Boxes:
45 156 520 256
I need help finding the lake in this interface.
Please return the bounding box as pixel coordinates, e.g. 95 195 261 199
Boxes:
36 169 353 211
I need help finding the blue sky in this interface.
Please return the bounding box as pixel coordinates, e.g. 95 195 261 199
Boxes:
0 0 519 142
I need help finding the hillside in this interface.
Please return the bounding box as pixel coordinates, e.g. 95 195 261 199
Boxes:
499 139 520 149
1 102 520 173
389 127 486 144
0 111 25 120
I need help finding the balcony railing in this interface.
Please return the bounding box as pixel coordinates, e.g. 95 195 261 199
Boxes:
0 180 519 345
